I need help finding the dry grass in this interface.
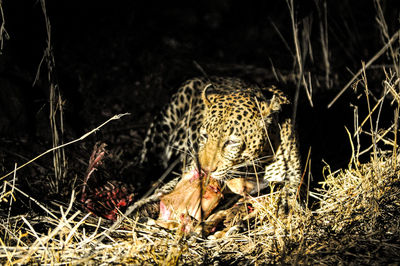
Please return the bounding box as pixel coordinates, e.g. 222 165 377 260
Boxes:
2 141 399 264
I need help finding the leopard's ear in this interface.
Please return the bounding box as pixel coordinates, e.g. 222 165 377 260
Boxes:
257 87 290 128
257 97 280 128
258 86 289 117
202 83 218 108
258 95 281 118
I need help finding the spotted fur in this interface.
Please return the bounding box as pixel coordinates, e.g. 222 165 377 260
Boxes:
141 77 301 196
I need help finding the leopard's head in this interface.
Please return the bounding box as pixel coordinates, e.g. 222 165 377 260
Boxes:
197 83 288 181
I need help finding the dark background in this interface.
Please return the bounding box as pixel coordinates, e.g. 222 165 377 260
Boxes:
0 1 399 201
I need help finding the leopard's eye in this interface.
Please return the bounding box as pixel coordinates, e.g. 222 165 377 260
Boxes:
224 138 241 147
199 127 208 141
201 132 208 140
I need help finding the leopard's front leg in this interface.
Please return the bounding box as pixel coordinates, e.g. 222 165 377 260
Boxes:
263 118 301 195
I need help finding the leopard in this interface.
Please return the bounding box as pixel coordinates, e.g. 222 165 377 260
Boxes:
140 76 301 194
134 76 303 233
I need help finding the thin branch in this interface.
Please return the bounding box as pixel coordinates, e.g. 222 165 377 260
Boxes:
1 113 130 181
327 29 400 108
